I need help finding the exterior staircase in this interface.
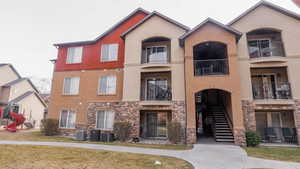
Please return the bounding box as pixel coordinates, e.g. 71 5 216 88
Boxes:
208 106 234 143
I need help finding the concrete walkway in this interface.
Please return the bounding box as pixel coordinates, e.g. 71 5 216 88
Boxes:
0 141 300 169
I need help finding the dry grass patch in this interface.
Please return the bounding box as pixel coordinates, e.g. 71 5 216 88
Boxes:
244 146 300 163
0 130 192 150
0 145 193 169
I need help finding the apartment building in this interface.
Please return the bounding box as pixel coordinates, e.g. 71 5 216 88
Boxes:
48 1 300 145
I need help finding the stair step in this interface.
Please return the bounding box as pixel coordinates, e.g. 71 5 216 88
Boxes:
216 138 234 142
216 130 232 133
215 133 233 136
215 136 234 139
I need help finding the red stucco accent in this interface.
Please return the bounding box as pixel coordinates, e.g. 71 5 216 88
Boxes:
55 12 147 71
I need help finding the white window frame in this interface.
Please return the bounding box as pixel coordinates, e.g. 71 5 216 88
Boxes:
66 47 83 64
63 77 80 95
95 110 115 130
59 110 76 129
101 44 119 62
98 75 117 95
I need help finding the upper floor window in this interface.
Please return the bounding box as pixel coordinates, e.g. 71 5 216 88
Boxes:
141 37 170 64
66 47 83 64
63 77 80 95
96 110 115 130
59 110 76 128
247 29 285 58
98 75 116 95
101 44 118 62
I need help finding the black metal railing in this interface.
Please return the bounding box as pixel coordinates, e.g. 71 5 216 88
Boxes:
194 59 229 76
248 41 285 59
252 82 292 100
257 127 298 144
141 86 172 101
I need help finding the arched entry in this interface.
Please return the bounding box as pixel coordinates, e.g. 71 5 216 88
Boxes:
195 89 234 142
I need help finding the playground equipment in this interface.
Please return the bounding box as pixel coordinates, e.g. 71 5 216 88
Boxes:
0 104 25 132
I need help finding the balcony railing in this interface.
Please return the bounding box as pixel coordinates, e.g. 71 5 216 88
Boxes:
257 127 298 144
194 59 229 76
252 82 292 100
141 52 169 64
141 85 172 101
248 41 285 59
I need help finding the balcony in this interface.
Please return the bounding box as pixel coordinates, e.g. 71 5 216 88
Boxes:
141 37 170 67
248 40 285 59
247 28 286 60
140 72 172 104
194 59 229 76
251 67 292 101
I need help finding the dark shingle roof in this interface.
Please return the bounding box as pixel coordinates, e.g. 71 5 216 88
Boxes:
53 8 150 47
121 11 190 38
228 0 300 26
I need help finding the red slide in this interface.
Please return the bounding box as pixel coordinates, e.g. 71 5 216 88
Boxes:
5 112 26 132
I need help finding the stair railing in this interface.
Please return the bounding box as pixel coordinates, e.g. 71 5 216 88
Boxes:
221 104 233 132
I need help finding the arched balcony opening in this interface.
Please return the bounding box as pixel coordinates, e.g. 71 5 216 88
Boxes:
193 42 229 76
141 37 171 64
247 28 286 59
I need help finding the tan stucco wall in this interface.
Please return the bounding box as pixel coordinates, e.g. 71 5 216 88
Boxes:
123 15 186 101
48 69 123 124
183 23 244 129
18 94 45 128
231 5 300 99
0 65 19 86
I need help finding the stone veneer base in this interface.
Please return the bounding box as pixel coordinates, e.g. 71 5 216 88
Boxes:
86 101 186 143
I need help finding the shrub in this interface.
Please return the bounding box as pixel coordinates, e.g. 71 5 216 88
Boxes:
246 131 261 147
113 122 132 142
168 122 182 144
40 119 59 136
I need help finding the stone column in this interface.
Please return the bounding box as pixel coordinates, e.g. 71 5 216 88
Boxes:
242 100 256 131
294 100 300 145
234 128 246 146
186 128 196 144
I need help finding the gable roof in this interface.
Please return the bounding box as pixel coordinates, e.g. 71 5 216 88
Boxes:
179 18 242 46
228 0 300 26
53 8 150 47
9 91 47 107
120 11 190 38
0 63 22 79
2 77 39 93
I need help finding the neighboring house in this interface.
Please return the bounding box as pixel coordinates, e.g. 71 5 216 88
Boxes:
48 1 300 145
0 64 47 128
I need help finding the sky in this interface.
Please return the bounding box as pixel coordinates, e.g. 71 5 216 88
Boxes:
0 0 299 81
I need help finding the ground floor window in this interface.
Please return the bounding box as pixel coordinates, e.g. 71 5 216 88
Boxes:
96 110 115 130
255 111 297 143
59 110 76 128
140 111 169 138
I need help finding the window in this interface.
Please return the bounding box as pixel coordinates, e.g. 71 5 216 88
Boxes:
66 47 83 64
248 39 271 58
59 110 76 128
63 77 80 95
96 110 115 130
101 44 118 62
146 79 169 100
143 46 168 63
98 75 116 95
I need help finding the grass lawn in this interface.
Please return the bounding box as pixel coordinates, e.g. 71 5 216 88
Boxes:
244 146 300 163
0 130 192 150
0 145 194 169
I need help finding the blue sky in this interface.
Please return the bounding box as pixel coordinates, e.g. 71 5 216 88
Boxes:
0 0 299 80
